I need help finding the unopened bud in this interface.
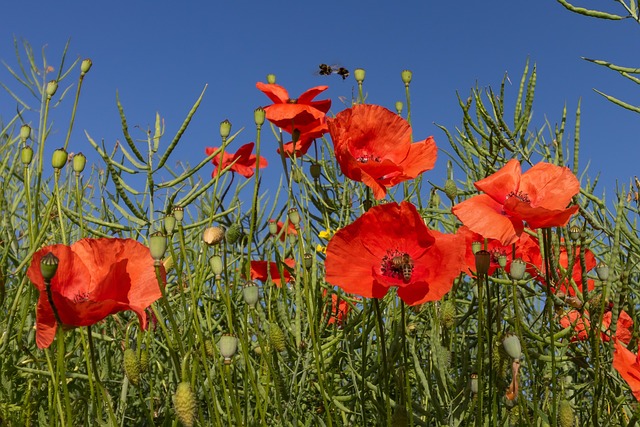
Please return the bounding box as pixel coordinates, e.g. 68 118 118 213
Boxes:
444 179 458 202
72 152 86 173
46 80 58 97
51 148 67 170
81 58 93 75
225 223 242 244
21 146 34 166
20 124 31 141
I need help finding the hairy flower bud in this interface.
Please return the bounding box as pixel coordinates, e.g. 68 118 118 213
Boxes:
173 382 196 427
225 223 242 244
123 348 140 386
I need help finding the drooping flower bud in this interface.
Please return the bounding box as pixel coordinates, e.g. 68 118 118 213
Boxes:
72 152 86 174
254 107 266 126
51 148 68 170
558 399 575 427
46 80 58 97
401 70 412 85
219 334 238 364
509 258 527 280
220 119 232 138
266 74 276 84
40 252 59 281
269 323 286 352
81 58 93 75
354 68 365 83
149 232 167 261
21 146 34 166
20 124 31 141
440 300 456 329
243 281 259 307
139 347 149 373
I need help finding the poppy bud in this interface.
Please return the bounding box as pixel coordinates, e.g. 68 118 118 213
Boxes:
470 373 479 394
219 119 232 138
303 253 313 270
310 163 321 179
51 148 67 170
269 323 286 352
225 223 242 244
288 208 300 227
73 152 86 174
173 382 196 427
444 179 458 202
149 232 167 261
502 332 521 360
568 225 581 241
40 252 59 281
363 199 372 211
354 68 365 83
471 241 482 255
475 250 490 276
243 281 259 307
139 347 149 373
498 254 507 269
164 214 176 235
291 167 303 183
440 300 456 329
395 101 403 114
254 107 266 126
203 226 225 246
204 339 215 359
510 258 526 280
291 128 301 143
266 74 276 84
123 348 140 386
219 334 238 364
401 70 412 85
172 205 184 222
268 219 278 236
20 124 31 141
21 146 34 166
558 399 575 427
596 262 609 281
209 255 223 276
46 80 58 97
81 58 93 75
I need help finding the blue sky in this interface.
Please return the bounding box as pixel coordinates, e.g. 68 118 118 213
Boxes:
1 1 638 200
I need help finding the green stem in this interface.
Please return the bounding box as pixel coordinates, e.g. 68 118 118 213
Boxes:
373 299 391 426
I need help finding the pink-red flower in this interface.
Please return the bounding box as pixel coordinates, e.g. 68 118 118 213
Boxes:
205 142 267 178
256 82 331 135
560 309 633 344
325 202 465 305
273 220 297 242
327 105 437 200
614 339 640 401
27 238 164 349
323 290 351 327
452 159 580 245
250 259 295 287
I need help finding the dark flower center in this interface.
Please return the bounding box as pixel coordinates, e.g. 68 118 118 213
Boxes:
505 190 530 204
287 98 298 104
356 154 382 163
380 250 414 283
490 248 507 264
73 292 90 304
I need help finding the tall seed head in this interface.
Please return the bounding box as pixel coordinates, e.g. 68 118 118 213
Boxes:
173 382 196 427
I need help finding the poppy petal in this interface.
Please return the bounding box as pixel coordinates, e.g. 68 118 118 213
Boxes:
452 194 523 245
256 82 290 104
474 159 521 204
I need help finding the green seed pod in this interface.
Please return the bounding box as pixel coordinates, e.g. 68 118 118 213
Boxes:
558 399 574 427
73 152 86 174
225 223 242 244
288 208 300 227
51 148 68 170
173 381 196 427
243 282 259 307
123 348 140 386
568 225 581 241
310 163 321 179
354 68 365 83
266 74 276 84
291 167 303 183
20 124 31 141
509 406 521 427
510 258 526 280
149 232 167 261
595 262 609 281
268 219 278 236
209 255 223 276
164 214 176 235
172 205 184 222
254 107 266 126
40 252 59 281
269 322 286 353
139 348 149 373
401 70 413 85
46 80 58 97
21 146 34 166
444 179 458 202
502 332 522 360
219 119 232 138
81 58 93 75
219 334 238 364
303 253 313 270
471 241 482 255
395 101 403 114
469 373 478 394
440 300 456 329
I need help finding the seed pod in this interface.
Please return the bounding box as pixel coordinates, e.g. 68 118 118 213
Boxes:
219 119 232 138
225 223 242 244
46 80 58 97
51 148 67 170
266 74 276 84
164 214 176 235
203 226 225 246
149 232 167 261
558 399 574 427
123 348 140 386
269 322 286 353
354 68 365 83
20 124 31 141
440 300 456 329
81 58 93 74
139 348 149 373
243 282 259 307
219 334 238 364
254 107 266 126
502 333 522 360
444 179 458 201
21 146 34 166
510 258 527 280
173 381 196 427
72 152 86 174
401 70 412 85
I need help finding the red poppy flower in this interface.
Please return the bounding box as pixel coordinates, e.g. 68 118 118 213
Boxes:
613 339 640 401
327 104 437 200
250 259 295 287
323 290 351 327
256 82 331 134
27 238 164 349
277 122 327 157
560 309 633 344
274 221 297 242
325 202 465 305
205 142 267 179
458 226 540 277
528 241 596 296
452 159 580 245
